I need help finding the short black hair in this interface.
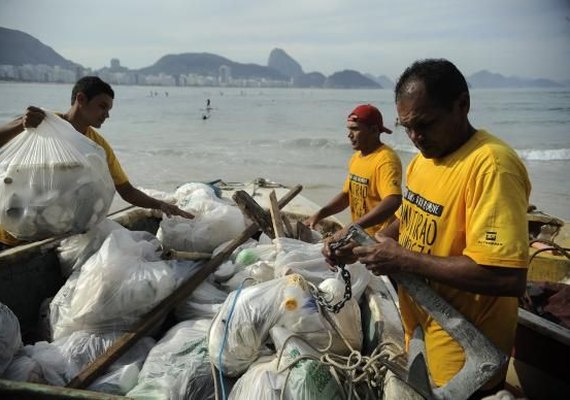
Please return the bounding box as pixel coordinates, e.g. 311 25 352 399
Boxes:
71 76 114 105
394 59 469 110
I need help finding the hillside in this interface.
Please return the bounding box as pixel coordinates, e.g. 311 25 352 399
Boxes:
468 70 562 88
138 52 288 81
325 70 381 89
0 27 80 69
1 27 566 88
268 48 303 78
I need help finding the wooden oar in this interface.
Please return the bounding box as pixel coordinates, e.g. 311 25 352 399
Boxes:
66 184 303 389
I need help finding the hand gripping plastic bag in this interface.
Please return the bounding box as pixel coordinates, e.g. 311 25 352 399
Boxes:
0 110 114 240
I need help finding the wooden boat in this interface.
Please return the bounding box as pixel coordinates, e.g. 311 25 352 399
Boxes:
508 210 570 400
0 179 568 399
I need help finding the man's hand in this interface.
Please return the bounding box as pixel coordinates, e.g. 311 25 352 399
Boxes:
159 201 195 219
303 214 320 230
22 106 46 129
353 236 403 276
321 227 358 268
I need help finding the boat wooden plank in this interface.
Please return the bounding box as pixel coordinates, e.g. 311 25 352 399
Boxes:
0 378 129 400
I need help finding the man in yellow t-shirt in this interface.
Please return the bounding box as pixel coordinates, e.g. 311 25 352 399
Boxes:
326 60 530 399
0 76 194 248
305 104 402 236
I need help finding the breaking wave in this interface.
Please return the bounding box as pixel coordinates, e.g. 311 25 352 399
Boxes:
516 148 570 161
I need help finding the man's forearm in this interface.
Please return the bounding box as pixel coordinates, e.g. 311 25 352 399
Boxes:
317 192 349 220
0 117 24 147
397 250 527 297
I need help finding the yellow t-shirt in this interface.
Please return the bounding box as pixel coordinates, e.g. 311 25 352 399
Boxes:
84 126 129 186
0 120 128 246
396 130 530 387
342 144 402 235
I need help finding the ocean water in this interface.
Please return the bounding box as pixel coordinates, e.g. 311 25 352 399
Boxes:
1 82 569 222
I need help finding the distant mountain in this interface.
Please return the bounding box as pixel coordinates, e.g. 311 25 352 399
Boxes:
267 48 303 78
0 27 81 69
294 72 326 88
137 52 288 81
375 75 395 89
4 26 566 89
467 70 562 88
364 73 394 89
325 70 381 89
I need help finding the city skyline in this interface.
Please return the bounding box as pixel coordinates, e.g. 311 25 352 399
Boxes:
1 0 569 81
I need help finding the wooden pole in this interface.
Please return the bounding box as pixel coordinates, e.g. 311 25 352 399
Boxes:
66 184 302 389
268 190 286 238
232 190 275 239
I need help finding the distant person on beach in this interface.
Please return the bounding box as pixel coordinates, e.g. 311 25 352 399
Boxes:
326 59 530 398
0 76 194 249
202 98 212 120
305 104 402 236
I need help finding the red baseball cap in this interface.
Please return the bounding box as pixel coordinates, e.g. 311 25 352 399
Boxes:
347 104 392 134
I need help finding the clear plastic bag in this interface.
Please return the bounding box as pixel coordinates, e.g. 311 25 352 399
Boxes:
270 326 343 400
56 219 125 278
128 319 215 400
0 302 23 375
50 230 176 339
157 183 247 253
0 111 114 240
208 276 294 376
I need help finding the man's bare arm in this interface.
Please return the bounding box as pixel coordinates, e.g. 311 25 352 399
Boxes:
116 181 194 219
0 107 46 147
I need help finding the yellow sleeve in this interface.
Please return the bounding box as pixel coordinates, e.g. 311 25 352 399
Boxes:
464 169 530 267
375 160 402 198
85 128 129 186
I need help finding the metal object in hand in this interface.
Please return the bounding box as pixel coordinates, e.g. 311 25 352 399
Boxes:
312 227 363 313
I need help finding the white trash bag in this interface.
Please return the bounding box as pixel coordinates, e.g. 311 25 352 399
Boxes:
52 331 155 395
208 276 296 376
270 326 343 400
0 302 23 375
50 230 176 339
174 280 228 321
56 218 125 278
157 183 248 253
128 319 215 400
228 356 284 400
0 111 114 240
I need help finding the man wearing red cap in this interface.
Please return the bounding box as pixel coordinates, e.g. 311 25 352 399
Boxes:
305 104 402 236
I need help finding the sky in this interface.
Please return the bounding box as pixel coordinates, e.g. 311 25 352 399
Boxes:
1 0 569 81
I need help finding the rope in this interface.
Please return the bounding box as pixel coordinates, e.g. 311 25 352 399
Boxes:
529 238 570 264
271 283 405 399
